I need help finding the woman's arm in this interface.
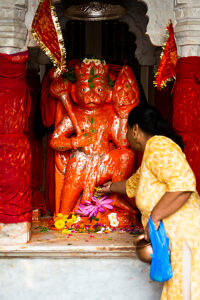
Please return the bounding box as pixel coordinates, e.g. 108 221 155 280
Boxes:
96 180 127 195
151 191 192 223
110 180 127 194
144 191 192 240
96 167 141 197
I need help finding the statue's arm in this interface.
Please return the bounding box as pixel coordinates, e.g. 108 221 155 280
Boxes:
50 115 75 151
50 115 96 151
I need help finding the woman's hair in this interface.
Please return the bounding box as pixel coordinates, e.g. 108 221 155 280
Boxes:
128 104 184 150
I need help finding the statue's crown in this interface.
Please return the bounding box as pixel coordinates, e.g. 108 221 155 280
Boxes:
75 58 108 79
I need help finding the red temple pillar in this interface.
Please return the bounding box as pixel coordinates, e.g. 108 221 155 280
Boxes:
173 57 200 193
0 51 32 243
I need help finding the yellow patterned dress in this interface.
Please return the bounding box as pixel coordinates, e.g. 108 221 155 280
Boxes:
126 135 200 300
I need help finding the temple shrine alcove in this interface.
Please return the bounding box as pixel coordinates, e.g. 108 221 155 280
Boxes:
0 0 174 245
1 1 194 299
35 0 164 223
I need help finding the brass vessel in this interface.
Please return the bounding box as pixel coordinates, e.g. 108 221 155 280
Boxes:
134 234 153 264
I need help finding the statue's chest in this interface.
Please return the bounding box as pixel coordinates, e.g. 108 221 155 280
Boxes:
76 112 111 132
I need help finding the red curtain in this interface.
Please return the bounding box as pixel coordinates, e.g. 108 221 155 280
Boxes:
0 51 32 223
173 57 200 193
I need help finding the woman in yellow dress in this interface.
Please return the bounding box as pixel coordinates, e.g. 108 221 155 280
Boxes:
98 104 200 300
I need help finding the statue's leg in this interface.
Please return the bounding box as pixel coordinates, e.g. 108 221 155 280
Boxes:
55 164 65 215
97 148 135 183
55 152 69 215
60 154 87 214
81 155 100 204
97 148 136 213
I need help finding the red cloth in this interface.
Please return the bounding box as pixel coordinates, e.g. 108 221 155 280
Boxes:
32 0 66 72
40 72 56 214
173 57 200 132
173 57 200 193
26 71 46 215
0 51 32 223
41 72 57 127
155 22 177 90
44 133 55 214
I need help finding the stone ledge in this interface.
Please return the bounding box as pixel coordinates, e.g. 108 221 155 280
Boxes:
0 249 136 259
0 235 137 258
0 218 138 259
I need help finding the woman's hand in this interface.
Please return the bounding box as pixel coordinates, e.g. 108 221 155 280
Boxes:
95 181 112 195
144 219 160 241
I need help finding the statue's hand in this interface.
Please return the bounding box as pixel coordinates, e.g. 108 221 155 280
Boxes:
50 76 71 99
71 132 96 149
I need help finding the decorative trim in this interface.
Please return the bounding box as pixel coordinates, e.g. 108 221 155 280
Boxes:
154 21 177 90
32 0 66 72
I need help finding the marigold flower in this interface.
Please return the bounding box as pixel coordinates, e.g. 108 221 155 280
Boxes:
63 215 69 221
66 218 74 225
71 215 78 223
66 222 73 228
55 219 65 229
56 213 63 218
62 229 71 234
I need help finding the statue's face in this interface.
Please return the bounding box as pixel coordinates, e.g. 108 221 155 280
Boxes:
75 77 109 109
72 60 111 109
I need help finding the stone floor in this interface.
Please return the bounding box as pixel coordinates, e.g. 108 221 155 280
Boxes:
0 218 163 300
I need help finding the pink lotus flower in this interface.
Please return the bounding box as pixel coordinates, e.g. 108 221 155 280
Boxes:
75 195 113 218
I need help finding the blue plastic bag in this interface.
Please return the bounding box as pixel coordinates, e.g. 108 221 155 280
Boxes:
148 216 173 282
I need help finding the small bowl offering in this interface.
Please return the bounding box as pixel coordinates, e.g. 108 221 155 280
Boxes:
134 234 153 264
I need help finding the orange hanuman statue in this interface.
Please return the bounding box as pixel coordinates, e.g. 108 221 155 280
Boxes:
50 58 139 218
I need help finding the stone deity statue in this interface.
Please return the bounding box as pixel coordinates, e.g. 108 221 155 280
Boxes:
49 58 139 222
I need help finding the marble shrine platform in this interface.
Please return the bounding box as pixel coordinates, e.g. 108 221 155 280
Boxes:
0 218 163 300
0 217 138 258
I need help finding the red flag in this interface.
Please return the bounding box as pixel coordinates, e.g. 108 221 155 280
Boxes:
154 21 178 90
32 0 66 72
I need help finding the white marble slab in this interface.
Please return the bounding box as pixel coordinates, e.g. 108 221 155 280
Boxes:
0 218 163 300
0 257 163 300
